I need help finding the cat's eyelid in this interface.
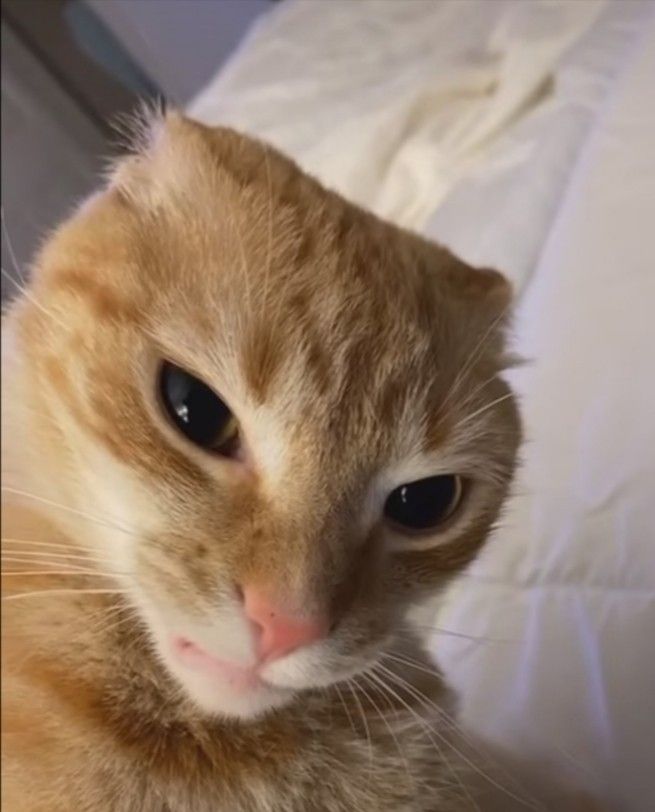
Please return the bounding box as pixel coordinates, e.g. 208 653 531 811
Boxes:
377 451 465 496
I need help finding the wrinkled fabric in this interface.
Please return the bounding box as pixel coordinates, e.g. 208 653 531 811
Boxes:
190 0 641 289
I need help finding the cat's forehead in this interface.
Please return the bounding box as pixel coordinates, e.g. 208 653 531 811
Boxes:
33 115 511 466
70 120 447 381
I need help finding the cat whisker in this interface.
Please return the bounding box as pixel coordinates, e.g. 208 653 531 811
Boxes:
2 535 100 549
345 678 374 774
333 683 358 743
452 391 515 432
384 651 538 801
1 486 140 540
1 568 125 579
456 372 503 412
384 651 507 751
398 623 506 644
437 304 512 420
1 267 69 332
357 672 414 789
2 547 114 566
2 587 130 602
2 555 109 573
1 207 28 286
382 651 443 681
365 667 479 808
86 604 143 640
374 662 540 809
1 564 127 585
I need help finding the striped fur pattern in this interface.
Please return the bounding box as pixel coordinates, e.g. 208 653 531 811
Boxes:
2 113 524 810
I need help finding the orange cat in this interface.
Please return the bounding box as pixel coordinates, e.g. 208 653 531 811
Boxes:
3 112 580 810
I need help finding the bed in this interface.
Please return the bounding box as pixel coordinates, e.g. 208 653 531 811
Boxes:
188 2 655 808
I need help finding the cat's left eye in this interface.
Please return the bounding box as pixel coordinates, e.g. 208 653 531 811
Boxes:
384 474 463 533
158 362 239 456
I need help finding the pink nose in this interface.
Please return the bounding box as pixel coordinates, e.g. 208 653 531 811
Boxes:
242 585 328 662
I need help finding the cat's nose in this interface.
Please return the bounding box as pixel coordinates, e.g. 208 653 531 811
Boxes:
241 585 328 662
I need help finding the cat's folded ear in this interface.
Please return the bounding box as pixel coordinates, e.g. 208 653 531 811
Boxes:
443 261 513 320
420 239 514 323
107 107 205 208
418 242 516 365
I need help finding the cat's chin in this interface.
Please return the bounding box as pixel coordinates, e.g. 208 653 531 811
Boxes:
159 640 295 720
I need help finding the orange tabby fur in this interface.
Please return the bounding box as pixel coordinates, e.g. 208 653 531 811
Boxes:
2 113 593 809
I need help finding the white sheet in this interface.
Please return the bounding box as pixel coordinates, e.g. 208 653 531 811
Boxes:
437 16 655 809
190 0 644 291
190 2 655 808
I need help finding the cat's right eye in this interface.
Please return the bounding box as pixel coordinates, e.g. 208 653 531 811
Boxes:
384 474 463 534
158 362 239 456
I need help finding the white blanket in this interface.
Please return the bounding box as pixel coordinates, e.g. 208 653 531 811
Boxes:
190 2 655 808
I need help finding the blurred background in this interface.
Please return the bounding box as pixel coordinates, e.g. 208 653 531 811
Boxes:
1 0 273 296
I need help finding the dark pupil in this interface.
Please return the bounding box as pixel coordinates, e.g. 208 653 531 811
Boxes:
160 362 231 448
384 475 458 530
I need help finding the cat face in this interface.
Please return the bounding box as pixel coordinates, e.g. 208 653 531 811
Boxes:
14 114 519 719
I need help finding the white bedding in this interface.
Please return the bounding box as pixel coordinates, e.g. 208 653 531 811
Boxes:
190 2 655 808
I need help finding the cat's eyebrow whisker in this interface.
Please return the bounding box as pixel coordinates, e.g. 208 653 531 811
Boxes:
437 304 512 420
452 371 504 416
1 486 140 540
453 391 515 433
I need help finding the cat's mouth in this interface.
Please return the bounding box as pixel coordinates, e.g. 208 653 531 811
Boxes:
160 628 386 720
159 631 295 719
138 590 392 720
172 636 266 693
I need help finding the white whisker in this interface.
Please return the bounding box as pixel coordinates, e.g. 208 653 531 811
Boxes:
346 678 374 772
1 267 69 332
453 392 515 432
334 683 358 741
2 588 129 602
1 207 28 286
358 672 414 788
375 662 539 809
1 486 139 539
367 666 479 808
437 304 512 420
1 568 122 578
